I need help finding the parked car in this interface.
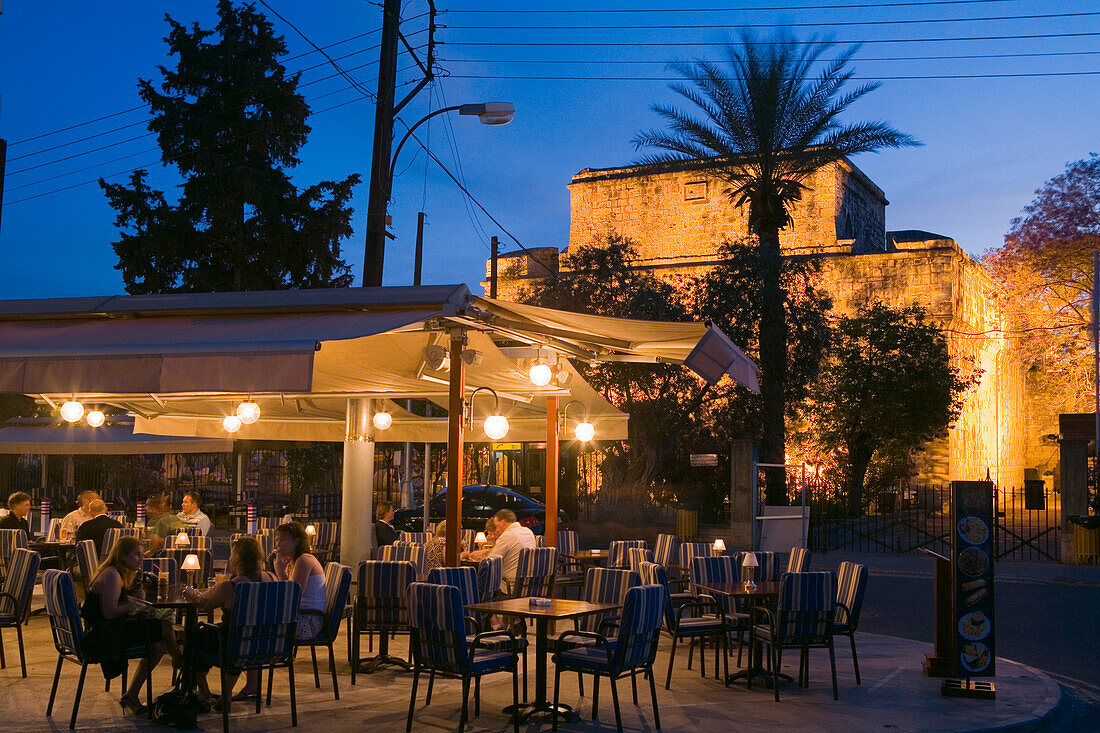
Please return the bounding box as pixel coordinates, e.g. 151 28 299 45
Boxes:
392 484 569 536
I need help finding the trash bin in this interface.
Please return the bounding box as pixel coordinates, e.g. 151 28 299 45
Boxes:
1069 515 1100 563
676 509 698 540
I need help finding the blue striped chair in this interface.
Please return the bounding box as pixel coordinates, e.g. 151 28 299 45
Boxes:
554 530 583 597
786 547 812 574
689 555 748 677
0 529 27 582
653 534 680 567
232 533 275 571
398 531 431 545
510 547 557 598
142 557 179 590
107 510 127 524
673 542 712 590
627 547 653 572
734 551 781 582
310 521 339 562
476 556 503 604
100 527 141 557
46 517 64 542
195 580 302 732
352 560 417 682
607 540 646 570
405 582 520 733
158 548 214 586
74 540 98 595
166 532 211 552
551 583 665 732
750 571 839 701
0 548 42 676
288 562 352 700
43 569 155 729
834 562 868 684
380 543 426 579
427 566 480 628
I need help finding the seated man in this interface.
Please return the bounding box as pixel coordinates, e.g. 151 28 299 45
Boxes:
0 491 32 535
144 493 185 556
60 490 99 541
177 491 212 536
74 499 123 550
482 509 536 594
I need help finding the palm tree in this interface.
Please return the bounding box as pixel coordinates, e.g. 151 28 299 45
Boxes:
634 31 918 504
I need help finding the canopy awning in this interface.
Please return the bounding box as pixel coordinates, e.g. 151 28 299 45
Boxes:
0 421 233 454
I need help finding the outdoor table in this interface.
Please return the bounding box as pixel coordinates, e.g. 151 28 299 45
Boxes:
29 540 76 570
693 580 786 687
464 596 619 723
572 549 607 566
146 590 205 694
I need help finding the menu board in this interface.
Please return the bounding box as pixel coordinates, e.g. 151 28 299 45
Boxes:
950 480 995 678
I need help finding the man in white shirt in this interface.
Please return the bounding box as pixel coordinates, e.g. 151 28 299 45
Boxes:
484 508 536 594
59 491 98 541
177 491 212 535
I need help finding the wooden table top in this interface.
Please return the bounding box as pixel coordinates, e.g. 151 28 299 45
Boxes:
693 581 782 599
465 597 619 620
573 550 607 561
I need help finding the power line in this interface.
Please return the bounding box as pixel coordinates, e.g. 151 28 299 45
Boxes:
445 70 1100 80
447 10 1100 31
444 31 1100 47
446 0 1029 11
440 50 1100 64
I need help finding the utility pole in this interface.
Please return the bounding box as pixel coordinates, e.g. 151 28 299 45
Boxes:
413 211 425 286
363 1 437 287
490 236 499 298
0 138 7 238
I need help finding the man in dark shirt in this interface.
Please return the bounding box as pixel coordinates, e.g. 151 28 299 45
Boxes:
374 501 397 547
0 491 32 535
74 499 122 551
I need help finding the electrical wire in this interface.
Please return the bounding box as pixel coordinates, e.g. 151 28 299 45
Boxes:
440 50 1100 64
445 0 1030 12
444 31 1100 47
444 70 1100 80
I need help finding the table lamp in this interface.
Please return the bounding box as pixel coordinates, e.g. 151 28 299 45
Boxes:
474 531 487 548
712 538 726 554
305 524 316 548
175 531 190 547
181 553 201 588
741 552 759 590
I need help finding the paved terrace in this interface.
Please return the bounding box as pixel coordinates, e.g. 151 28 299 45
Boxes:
0 593 1061 733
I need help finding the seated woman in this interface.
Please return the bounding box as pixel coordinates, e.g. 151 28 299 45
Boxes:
273 521 326 641
423 520 467 574
459 516 498 563
82 536 182 715
184 536 275 704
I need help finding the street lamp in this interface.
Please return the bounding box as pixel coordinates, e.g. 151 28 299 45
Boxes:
363 102 516 287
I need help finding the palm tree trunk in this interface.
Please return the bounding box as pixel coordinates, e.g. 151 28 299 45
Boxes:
757 226 788 505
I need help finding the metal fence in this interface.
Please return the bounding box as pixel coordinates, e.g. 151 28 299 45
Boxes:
809 484 1062 561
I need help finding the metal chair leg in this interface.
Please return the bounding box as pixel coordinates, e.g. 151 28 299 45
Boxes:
288 658 298 726
47 655 63 716
311 645 320 688
328 643 339 700
406 670 420 732
647 667 662 730
426 669 435 704
849 633 861 684
829 638 839 700
459 676 471 730
16 622 27 678
70 661 88 729
631 670 638 704
552 665 562 732
609 675 623 733
665 634 678 689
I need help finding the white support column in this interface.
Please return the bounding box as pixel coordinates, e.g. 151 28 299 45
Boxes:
341 398 376 566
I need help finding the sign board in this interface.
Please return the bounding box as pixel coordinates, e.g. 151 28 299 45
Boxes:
950 480 996 679
690 453 718 467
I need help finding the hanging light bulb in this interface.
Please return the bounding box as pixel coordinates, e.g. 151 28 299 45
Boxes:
222 415 243 433
86 410 106 428
484 414 509 440
236 400 261 424
373 410 393 430
60 400 85 423
574 421 595 443
529 362 553 386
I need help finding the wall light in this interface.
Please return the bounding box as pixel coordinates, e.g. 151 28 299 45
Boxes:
223 415 243 433
60 400 85 423
236 400 261 424
561 400 596 443
86 410 106 428
468 386 509 440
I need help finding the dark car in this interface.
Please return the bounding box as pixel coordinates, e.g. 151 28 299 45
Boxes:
392 484 568 536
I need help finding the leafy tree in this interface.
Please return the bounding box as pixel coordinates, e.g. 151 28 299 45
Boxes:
800 304 974 517
633 31 918 503
984 155 1100 419
99 0 359 293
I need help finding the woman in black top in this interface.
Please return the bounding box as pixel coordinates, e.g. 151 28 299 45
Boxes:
82 536 182 715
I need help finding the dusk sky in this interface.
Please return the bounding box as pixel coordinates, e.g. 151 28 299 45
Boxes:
1 1 1098 299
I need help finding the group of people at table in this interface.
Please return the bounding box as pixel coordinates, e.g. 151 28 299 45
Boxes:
4 489 326 717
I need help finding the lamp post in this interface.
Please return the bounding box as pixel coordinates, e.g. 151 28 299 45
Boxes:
362 103 515 286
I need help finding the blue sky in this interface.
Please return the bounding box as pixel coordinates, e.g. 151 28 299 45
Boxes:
1 1 1097 298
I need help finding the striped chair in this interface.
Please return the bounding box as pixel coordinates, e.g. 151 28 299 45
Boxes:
352 560 417 682
786 548 811 574
159 548 214 586
750 571 839 701
142 557 179 590
406 582 520 733
288 562 352 700
627 547 654 572
0 548 42 676
640 561 730 690
653 534 680 567
43 569 155 729
834 562 868 684
46 518 64 542
553 531 583 597
690 555 748 678
734 551 781 583
232 533 275 565
380 543 426 579
0 529 28 582
509 547 557 598
107 511 127 524
476 556 503 604
398 531 431 545
551 584 665 733
607 540 646 570
673 542 712 590
74 540 98 594
461 529 477 552
257 517 282 533
195 580 302 732
100 527 142 557
310 521 339 562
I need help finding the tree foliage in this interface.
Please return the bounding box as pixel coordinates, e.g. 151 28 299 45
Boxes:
983 155 1100 415
633 30 917 502
799 305 975 517
99 0 359 293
